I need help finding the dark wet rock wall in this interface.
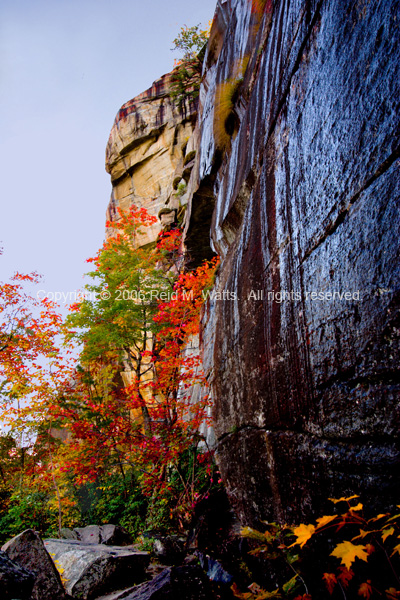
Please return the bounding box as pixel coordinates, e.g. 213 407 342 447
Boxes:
193 0 400 525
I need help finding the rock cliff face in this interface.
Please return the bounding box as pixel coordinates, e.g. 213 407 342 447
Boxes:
106 0 400 527
192 0 400 525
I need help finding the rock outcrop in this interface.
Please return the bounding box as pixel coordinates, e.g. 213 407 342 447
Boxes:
67 524 133 546
192 0 400 524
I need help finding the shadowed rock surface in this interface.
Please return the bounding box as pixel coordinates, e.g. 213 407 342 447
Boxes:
105 566 222 600
2 529 68 600
44 539 149 600
191 0 400 524
0 550 35 600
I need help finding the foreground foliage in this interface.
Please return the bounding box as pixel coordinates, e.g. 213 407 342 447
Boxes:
234 496 400 599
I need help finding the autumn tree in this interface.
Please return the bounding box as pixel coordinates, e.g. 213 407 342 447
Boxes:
64 206 176 433
0 271 69 436
60 206 219 527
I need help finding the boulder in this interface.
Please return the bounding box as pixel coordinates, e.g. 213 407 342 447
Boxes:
2 529 68 600
152 535 185 565
44 538 149 600
100 524 133 546
93 586 138 600
73 524 133 546
60 528 79 540
197 553 233 585
74 524 102 545
112 566 218 599
0 550 35 600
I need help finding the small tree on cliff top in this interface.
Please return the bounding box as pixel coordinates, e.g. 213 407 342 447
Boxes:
170 23 211 109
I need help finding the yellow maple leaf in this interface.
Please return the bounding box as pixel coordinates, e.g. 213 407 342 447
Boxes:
352 529 370 541
316 515 337 529
330 541 369 570
382 527 395 543
290 523 315 548
329 494 359 504
368 513 389 522
358 581 373 599
350 503 363 512
391 544 400 556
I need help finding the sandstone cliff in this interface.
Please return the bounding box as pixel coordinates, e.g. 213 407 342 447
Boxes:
105 72 198 245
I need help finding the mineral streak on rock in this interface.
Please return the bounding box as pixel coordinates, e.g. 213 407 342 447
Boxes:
194 0 400 525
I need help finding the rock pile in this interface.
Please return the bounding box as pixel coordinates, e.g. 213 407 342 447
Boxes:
0 525 235 600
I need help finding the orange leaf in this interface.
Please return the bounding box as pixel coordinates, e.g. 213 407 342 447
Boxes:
358 581 373 599
329 494 359 504
337 567 355 587
352 529 371 541
322 572 337 594
382 527 395 542
391 544 400 556
368 513 389 522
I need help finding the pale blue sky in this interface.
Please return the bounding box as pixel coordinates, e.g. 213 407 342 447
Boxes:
0 0 216 312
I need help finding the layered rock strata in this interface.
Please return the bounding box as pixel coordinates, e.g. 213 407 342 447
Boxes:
105 72 198 246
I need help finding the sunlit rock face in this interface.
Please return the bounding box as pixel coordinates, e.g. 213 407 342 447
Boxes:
194 0 400 525
105 73 197 246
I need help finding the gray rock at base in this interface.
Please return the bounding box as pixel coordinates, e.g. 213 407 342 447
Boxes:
152 535 185 564
73 524 133 546
93 586 138 600
2 529 68 600
61 528 79 540
74 524 102 545
197 553 233 585
115 566 217 599
100 524 133 546
0 549 35 600
44 538 149 600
